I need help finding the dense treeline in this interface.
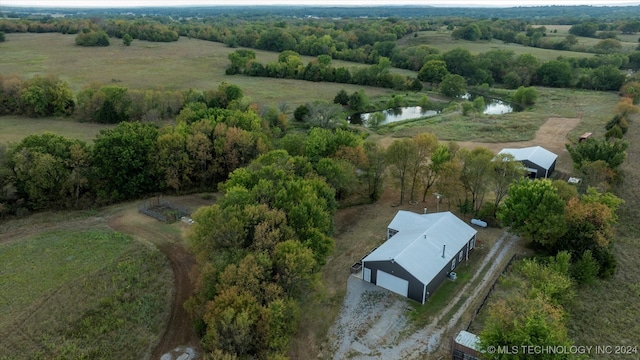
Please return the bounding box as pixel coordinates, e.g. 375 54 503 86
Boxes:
227 49 421 91
1 75 248 122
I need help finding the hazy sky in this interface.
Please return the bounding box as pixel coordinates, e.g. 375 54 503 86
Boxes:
2 1 639 8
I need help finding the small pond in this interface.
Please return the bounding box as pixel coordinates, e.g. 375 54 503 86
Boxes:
350 94 518 127
349 106 439 127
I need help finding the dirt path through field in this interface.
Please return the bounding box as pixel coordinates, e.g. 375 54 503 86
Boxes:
326 232 519 359
457 116 580 154
108 207 201 360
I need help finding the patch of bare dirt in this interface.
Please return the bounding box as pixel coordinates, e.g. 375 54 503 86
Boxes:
456 117 581 155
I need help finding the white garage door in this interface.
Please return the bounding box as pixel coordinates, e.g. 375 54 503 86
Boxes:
376 270 409 297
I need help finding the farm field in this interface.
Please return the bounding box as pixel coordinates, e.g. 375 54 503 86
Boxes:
0 33 402 108
0 226 173 359
0 115 114 144
405 28 637 58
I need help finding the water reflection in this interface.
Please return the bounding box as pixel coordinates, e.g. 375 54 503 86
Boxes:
349 106 439 127
349 95 518 127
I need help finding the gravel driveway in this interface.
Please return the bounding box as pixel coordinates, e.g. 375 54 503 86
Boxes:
326 232 517 359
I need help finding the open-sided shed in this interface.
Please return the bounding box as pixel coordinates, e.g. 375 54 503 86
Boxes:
361 211 477 304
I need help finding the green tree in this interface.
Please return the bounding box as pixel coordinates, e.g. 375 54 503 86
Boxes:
590 64 625 91
19 75 74 117
122 33 133 46
333 89 349 106
408 132 438 202
572 250 600 285
566 138 628 171
348 89 368 112
536 60 573 88
439 74 466 98
92 122 160 202
498 178 567 247
293 104 310 122
418 59 449 83
8 133 90 209
512 86 538 108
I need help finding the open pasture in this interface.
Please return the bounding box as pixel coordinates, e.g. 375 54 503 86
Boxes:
0 115 114 145
0 228 173 359
0 33 402 108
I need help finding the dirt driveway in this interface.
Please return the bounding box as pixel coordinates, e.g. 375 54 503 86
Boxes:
107 195 213 360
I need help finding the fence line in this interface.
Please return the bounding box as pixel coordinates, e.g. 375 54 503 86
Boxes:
138 199 190 223
465 253 524 331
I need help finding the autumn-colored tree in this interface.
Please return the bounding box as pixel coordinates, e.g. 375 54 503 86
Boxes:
491 152 526 211
385 138 417 205
459 146 495 214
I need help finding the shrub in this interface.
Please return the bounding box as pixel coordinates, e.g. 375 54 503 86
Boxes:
572 250 600 285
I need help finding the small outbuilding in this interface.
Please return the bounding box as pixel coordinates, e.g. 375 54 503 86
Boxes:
452 330 482 360
361 210 477 304
498 146 558 179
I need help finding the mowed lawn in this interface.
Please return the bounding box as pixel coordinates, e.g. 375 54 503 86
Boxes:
0 33 402 108
0 229 173 359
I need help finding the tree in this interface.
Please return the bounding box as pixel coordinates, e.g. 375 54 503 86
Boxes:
333 89 349 106
590 65 625 91
364 142 386 202
0 31 5 42
92 122 160 202
593 38 622 54
407 133 438 202
418 59 449 83
439 74 466 98
348 90 368 112
303 101 344 128
498 178 567 247
122 33 133 46
512 86 538 108
459 147 494 214
420 143 449 202
479 293 571 360
293 104 310 122
19 75 74 117
8 133 90 209
386 138 417 205
572 250 600 285
75 30 110 46
566 138 628 171
536 60 573 88
491 152 526 212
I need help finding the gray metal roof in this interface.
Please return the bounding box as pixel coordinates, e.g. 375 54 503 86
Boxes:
362 211 477 286
455 330 481 351
498 146 558 171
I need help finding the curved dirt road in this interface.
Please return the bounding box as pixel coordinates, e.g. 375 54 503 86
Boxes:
108 207 201 360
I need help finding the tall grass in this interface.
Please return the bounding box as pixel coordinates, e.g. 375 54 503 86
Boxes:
0 230 172 360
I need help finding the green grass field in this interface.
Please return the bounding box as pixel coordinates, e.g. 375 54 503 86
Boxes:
0 33 400 109
406 28 636 60
375 87 619 142
0 116 114 144
0 229 172 360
